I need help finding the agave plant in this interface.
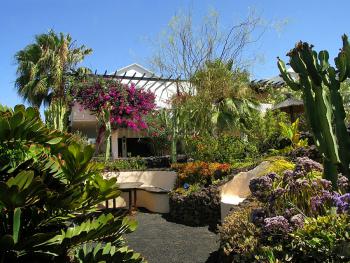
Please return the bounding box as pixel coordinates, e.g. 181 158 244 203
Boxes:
0 105 144 262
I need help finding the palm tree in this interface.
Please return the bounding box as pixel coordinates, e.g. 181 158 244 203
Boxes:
15 30 92 130
166 60 258 162
187 59 258 135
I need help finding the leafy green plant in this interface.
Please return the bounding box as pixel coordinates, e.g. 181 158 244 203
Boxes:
230 159 257 170
247 110 290 154
291 215 350 262
184 134 259 163
262 156 295 174
103 157 147 171
69 130 89 146
218 201 261 263
173 183 202 196
0 105 144 262
278 118 308 154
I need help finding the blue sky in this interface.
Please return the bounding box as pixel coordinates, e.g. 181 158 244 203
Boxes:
1 0 349 108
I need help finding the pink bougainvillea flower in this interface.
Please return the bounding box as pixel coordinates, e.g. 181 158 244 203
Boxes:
76 79 156 131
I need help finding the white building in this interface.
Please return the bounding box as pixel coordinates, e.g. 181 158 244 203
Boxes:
70 63 184 159
70 63 274 159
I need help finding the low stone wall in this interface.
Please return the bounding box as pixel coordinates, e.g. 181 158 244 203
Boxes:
168 185 221 227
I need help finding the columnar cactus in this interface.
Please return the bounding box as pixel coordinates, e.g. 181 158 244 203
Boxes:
277 35 350 188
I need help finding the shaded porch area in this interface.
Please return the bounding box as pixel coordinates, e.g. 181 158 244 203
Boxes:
71 120 154 158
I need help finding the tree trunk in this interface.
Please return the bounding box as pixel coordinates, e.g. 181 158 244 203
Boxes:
95 124 106 156
45 98 67 131
54 98 66 131
104 120 111 161
171 108 178 163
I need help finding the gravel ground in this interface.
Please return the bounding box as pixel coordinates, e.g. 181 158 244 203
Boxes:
125 211 220 263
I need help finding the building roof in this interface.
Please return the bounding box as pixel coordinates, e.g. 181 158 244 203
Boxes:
250 68 298 90
273 97 303 110
113 63 159 78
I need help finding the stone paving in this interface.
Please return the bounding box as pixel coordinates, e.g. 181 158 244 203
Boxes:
126 211 220 263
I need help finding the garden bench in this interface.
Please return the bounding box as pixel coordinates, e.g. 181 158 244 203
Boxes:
103 170 177 213
138 186 169 193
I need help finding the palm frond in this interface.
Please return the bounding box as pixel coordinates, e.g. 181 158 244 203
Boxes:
14 30 92 107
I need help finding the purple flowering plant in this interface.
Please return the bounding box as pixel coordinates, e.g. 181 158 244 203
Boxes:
250 157 332 217
338 175 349 194
263 216 291 236
261 215 292 244
310 191 350 215
249 155 350 242
246 157 350 250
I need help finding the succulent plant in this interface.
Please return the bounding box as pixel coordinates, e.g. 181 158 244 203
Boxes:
278 35 350 188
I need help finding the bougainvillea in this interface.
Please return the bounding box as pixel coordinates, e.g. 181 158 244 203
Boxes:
75 79 156 131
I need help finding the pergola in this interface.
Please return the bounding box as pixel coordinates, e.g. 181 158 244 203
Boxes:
82 70 188 96
78 68 286 95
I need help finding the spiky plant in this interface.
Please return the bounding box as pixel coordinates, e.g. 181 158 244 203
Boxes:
277 35 350 188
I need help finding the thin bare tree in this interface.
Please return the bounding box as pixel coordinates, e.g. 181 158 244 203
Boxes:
149 8 263 93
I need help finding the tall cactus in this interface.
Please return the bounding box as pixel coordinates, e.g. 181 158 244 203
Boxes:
277 35 350 188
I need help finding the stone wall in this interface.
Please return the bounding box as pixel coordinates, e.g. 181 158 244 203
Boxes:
168 185 221 227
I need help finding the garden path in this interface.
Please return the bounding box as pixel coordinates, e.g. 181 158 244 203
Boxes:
126 211 219 263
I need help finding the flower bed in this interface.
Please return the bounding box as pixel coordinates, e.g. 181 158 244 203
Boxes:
168 161 232 227
218 157 350 262
171 161 231 187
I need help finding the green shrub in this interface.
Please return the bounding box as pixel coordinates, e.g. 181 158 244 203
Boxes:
145 110 172 156
218 201 261 262
184 134 259 163
290 215 350 262
173 183 201 196
184 134 218 162
230 159 257 170
218 136 259 161
246 110 290 153
0 105 144 262
263 156 295 174
103 157 147 171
